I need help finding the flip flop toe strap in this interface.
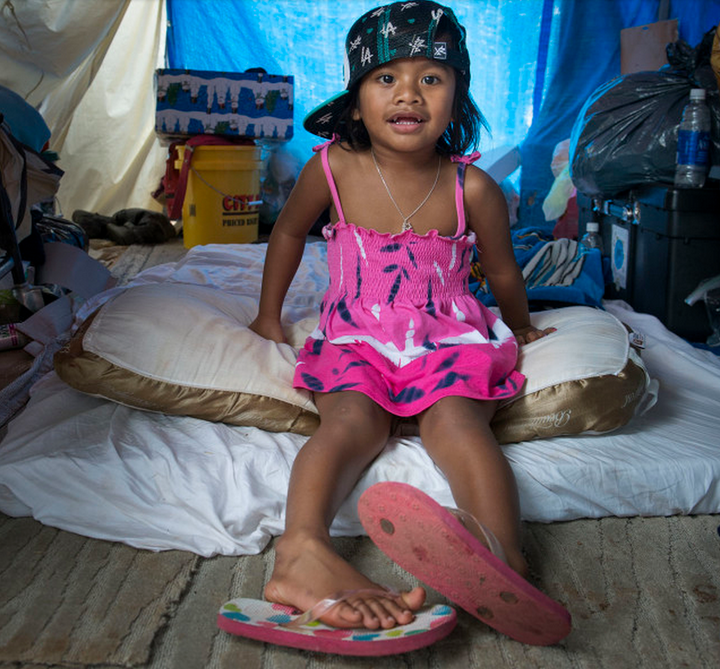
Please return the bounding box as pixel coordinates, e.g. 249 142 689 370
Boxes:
447 507 508 564
282 587 402 629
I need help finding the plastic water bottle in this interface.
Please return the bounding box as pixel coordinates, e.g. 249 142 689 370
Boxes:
674 88 711 189
579 221 603 254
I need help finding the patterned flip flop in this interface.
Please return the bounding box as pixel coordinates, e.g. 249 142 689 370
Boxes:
217 593 457 656
358 482 572 646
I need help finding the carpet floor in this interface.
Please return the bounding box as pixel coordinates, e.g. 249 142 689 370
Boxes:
1 513 718 668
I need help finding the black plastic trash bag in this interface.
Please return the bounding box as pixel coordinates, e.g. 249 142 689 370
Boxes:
569 27 719 198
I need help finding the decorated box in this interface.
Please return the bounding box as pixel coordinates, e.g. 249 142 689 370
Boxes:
155 69 293 141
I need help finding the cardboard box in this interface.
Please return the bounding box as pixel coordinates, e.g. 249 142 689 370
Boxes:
620 20 678 75
155 69 293 141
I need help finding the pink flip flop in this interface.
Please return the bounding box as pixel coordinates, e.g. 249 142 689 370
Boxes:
358 482 571 646
217 591 456 656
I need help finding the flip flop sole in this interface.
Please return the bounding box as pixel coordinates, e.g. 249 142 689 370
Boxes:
358 482 571 646
218 597 457 656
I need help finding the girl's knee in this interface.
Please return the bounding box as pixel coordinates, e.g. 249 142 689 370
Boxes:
423 396 493 422
316 392 391 437
419 396 497 441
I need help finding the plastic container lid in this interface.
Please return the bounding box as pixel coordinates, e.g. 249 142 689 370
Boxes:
689 88 706 101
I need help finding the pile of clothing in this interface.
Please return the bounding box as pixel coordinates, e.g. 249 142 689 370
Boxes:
470 227 606 309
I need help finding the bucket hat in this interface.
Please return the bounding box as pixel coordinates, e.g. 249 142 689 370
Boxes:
303 1 470 139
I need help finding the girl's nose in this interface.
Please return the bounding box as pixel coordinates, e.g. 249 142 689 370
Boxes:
394 79 421 105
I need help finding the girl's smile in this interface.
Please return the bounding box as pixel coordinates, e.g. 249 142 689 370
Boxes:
388 112 427 132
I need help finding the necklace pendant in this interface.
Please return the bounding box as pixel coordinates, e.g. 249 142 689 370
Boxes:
370 148 441 235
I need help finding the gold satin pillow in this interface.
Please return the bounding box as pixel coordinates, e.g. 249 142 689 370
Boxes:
55 285 653 443
55 284 321 435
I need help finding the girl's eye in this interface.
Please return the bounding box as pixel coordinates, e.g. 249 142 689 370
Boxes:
422 75 440 85
378 74 394 84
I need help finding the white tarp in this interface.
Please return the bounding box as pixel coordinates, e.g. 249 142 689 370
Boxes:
0 0 167 216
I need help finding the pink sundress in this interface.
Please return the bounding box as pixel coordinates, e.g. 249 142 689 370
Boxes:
293 141 525 417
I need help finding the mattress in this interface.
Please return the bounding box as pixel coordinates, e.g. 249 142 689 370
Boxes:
0 242 718 558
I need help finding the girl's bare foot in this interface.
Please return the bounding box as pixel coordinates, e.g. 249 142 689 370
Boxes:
264 532 426 629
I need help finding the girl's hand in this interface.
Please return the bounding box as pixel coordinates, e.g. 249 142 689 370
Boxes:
249 315 288 344
513 325 556 346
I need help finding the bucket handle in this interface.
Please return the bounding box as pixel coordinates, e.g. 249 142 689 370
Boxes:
168 144 194 220
168 138 262 220
188 166 263 208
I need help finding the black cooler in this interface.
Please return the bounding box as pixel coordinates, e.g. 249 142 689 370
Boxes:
578 185 720 341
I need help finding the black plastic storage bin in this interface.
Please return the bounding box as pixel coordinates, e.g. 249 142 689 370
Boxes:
578 185 720 341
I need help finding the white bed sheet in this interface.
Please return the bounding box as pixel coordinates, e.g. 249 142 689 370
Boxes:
0 243 718 557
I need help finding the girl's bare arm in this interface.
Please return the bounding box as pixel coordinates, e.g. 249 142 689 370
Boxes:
464 167 554 345
250 152 332 343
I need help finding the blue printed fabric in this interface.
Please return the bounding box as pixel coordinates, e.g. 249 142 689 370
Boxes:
470 227 606 308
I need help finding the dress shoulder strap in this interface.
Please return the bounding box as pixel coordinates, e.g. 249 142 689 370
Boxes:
313 138 346 225
450 151 481 237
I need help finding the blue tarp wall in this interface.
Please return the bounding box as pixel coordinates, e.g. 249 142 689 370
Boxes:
166 0 719 229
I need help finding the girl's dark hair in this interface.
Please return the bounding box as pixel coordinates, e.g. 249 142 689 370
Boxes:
333 73 489 156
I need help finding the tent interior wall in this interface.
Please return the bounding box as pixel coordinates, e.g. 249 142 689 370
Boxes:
1 0 718 229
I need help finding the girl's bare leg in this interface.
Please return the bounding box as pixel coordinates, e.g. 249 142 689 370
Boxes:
264 391 426 629
417 396 528 576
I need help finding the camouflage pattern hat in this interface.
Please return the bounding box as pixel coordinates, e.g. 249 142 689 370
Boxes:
303 1 470 138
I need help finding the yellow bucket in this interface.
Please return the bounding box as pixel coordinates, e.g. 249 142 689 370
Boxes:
175 145 263 248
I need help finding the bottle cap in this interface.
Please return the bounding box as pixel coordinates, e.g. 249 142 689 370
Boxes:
586 222 599 232
689 88 706 101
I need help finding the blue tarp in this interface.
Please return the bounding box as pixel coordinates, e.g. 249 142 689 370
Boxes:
166 0 553 163
166 0 720 229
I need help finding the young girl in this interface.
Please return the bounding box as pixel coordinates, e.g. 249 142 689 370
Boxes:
249 0 563 641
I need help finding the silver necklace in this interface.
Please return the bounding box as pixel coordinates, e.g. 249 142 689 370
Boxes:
371 148 441 232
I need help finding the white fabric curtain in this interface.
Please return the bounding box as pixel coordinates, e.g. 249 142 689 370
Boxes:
0 0 167 217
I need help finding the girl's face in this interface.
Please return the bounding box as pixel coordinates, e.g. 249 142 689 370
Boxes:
352 57 456 153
